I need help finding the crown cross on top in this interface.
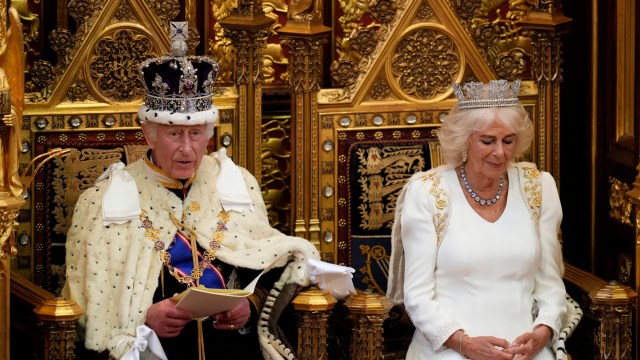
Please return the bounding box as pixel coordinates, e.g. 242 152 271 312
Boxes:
170 22 188 57
453 79 521 109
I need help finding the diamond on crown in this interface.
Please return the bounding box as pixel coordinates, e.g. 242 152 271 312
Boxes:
453 79 521 109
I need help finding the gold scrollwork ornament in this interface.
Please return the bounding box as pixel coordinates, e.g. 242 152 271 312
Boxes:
0 206 20 259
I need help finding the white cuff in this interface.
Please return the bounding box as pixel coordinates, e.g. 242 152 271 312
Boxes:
120 325 168 360
307 258 356 300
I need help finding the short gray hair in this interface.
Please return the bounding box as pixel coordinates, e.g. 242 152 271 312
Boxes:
437 104 533 166
141 121 215 142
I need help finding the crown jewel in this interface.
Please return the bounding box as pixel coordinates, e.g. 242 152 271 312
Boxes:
453 79 521 109
138 22 219 125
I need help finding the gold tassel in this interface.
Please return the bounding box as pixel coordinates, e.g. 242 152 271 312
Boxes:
197 319 206 360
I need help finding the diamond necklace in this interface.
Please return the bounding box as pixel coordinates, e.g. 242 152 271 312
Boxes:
460 164 503 206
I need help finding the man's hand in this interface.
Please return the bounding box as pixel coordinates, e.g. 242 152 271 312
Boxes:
212 298 251 331
145 298 193 338
503 325 552 360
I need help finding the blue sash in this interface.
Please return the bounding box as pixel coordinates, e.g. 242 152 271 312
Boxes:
168 231 225 289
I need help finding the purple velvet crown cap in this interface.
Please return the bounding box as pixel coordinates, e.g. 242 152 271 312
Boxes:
137 22 219 126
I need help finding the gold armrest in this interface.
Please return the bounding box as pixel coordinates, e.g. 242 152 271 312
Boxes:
10 272 84 360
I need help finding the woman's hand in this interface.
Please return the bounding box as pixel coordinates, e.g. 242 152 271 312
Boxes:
212 298 251 331
461 335 515 360
446 330 513 360
503 325 552 360
145 298 193 338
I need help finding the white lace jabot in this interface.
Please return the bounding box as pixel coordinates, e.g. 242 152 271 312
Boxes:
99 162 141 226
215 148 254 212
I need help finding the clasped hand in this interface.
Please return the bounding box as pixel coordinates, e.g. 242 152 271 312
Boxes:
145 298 251 338
461 326 551 360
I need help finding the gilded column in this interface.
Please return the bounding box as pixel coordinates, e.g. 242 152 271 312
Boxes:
219 1 274 180
0 198 22 360
33 298 84 360
292 288 337 360
589 281 637 360
279 8 330 244
520 6 571 186
344 293 393 360
0 4 25 359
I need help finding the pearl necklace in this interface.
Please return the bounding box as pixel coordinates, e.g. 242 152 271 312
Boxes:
460 164 503 206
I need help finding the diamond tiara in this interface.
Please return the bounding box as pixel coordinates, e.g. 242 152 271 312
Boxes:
453 79 521 109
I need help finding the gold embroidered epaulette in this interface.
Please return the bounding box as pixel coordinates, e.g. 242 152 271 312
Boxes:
418 171 449 248
517 164 542 226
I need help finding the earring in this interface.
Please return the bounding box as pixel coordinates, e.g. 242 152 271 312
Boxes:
462 149 468 163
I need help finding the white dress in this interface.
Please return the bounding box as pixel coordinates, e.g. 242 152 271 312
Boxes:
400 166 566 359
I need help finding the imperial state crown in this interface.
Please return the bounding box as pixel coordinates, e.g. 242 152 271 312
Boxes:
138 22 219 125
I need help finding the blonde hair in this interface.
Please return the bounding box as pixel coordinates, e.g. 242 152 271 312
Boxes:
437 104 533 166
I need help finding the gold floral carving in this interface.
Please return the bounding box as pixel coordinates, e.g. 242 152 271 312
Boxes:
416 2 436 22
331 0 539 101
113 1 137 23
448 0 538 79
369 79 391 101
609 177 633 226
0 205 21 259
66 81 91 102
146 0 181 27
88 29 154 103
350 27 378 57
390 26 460 101
26 0 181 102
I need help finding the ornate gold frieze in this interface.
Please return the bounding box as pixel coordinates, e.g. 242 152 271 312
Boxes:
25 0 181 102
88 29 153 103
329 0 542 102
609 177 633 226
328 0 407 101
